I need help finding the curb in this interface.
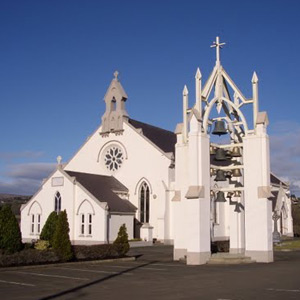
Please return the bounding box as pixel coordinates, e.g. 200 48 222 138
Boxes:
0 256 136 272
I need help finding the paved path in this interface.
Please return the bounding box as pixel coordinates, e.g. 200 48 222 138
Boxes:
0 245 300 299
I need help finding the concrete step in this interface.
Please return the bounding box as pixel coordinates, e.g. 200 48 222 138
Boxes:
208 253 256 265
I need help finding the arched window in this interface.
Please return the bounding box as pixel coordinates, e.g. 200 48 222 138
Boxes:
54 192 61 213
139 182 150 223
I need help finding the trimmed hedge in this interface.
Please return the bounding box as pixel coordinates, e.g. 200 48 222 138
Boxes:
0 249 60 267
0 244 127 268
72 244 120 261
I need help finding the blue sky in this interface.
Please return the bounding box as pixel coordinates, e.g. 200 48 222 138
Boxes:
0 0 300 195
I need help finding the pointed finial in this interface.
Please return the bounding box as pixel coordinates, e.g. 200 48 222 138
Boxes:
183 85 189 96
195 67 202 79
252 71 258 83
114 70 119 80
57 155 62 165
210 36 226 64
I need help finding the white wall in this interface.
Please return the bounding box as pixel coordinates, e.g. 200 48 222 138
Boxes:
21 169 108 244
109 214 134 242
64 122 172 241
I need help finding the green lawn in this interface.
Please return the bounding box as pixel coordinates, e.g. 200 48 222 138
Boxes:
275 239 300 250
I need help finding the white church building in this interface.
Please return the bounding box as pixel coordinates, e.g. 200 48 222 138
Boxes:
21 38 293 265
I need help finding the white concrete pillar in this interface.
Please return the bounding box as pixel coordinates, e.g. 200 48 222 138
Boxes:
185 125 211 265
243 124 273 262
173 132 189 260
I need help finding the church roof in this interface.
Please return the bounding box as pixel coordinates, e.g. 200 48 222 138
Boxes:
65 171 136 213
128 119 177 154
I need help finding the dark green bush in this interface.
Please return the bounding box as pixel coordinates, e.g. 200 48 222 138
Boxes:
113 224 130 256
292 204 300 237
73 244 120 261
52 210 73 261
40 211 58 246
0 205 22 254
0 249 59 267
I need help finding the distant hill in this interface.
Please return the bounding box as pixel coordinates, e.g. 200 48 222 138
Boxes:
0 193 32 202
0 194 32 221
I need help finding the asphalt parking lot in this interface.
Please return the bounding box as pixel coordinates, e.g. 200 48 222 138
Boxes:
0 245 300 300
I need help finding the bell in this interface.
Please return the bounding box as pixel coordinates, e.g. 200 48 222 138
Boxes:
212 120 227 136
215 191 226 202
215 170 227 181
231 146 242 157
234 204 242 213
232 168 242 177
225 171 232 178
210 168 216 176
215 148 228 161
233 190 241 197
210 190 215 197
210 146 216 155
227 192 233 198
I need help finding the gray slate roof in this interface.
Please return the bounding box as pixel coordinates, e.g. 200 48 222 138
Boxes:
128 119 177 154
65 171 136 213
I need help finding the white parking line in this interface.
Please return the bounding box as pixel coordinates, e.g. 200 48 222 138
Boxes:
10 271 89 281
107 265 166 271
0 279 35 287
267 288 300 293
55 267 133 276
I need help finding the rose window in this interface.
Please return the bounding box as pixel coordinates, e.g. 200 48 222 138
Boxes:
104 146 124 171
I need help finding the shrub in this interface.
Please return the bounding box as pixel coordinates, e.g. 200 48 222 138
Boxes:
34 240 50 251
113 224 130 256
292 204 300 237
0 249 59 267
0 204 22 254
52 210 73 261
40 211 58 246
73 244 120 261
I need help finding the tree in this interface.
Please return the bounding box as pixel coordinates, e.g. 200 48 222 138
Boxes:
52 210 73 261
40 211 58 246
0 204 22 254
113 224 130 256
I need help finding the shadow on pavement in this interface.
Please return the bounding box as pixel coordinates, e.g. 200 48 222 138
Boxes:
39 260 157 300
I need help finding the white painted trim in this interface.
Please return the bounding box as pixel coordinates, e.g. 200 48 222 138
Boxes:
27 201 42 216
134 177 153 195
76 199 96 215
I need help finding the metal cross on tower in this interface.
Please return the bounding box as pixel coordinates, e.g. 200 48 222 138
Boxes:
210 36 226 65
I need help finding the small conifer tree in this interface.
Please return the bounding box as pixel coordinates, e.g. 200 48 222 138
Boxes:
52 210 73 261
40 211 58 246
0 204 22 254
113 224 130 256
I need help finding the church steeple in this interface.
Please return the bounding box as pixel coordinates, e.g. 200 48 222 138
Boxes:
101 71 129 133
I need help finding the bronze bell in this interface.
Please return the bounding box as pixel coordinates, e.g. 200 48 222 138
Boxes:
215 191 226 202
227 192 233 198
233 190 241 197
212 120 227 136
231 168 242 177
234 204 242 213
210 146 216 155
215 148 228 161
231 146 242 157
210 168 216 176
215 170 227 181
